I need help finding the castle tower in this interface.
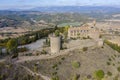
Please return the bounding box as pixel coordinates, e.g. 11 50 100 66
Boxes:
50 35 61 54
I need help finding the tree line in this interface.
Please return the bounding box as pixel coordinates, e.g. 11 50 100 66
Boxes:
104 40 120 53
0 27 55 58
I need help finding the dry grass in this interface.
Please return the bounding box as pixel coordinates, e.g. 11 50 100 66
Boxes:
21 45 120 80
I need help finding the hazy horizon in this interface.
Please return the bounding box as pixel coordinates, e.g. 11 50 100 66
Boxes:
0 0 120 10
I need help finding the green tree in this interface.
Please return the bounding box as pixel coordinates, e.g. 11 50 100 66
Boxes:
94 70 105 80
55 30 60 36
54 25 58 30
6 38 18 54
63 25 70 38
64 25 70 32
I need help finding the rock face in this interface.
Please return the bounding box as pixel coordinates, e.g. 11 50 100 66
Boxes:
50 36 61 54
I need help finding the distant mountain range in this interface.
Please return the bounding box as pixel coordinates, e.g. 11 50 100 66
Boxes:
1 6 120 14
0 6 120 28
29 6 120 13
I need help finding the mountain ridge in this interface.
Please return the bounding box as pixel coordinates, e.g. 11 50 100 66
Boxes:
1 6 120 13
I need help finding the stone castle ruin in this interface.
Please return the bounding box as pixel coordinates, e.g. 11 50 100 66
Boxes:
49 21 103 54
68 21 100 39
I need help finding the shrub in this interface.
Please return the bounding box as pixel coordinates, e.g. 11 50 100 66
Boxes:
58 62 61 65
72 74 80 80
35 75 40 80
107 62 110 65
18 47 28 52
55 30 60 36
61 57 65 60
36 52 40 56
41 50 47 54
117 67 120 72
52 72 57 76
61 47 67 50
33 65 38 72
94 70 105 80
83 47 88 51
25 53 32 56
24 61 27 63
71 61 80 68
108 58 112 61
113 63 115 66
118 62 120 64
71 38 77 40
101 46 104 48
11 53 18 59
55 67 59 70
107 71 112 76
114 54 117 57
87 75 92 79
51 76 59 80
83 37 88 39
99 35 102 38
111 56 115 60
52 64 58 69
113 75 119 80
29 53 32 56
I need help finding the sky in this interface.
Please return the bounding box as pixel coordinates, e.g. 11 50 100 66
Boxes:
0 0 120 9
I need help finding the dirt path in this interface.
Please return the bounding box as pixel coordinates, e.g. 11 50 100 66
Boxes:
19 65 51 80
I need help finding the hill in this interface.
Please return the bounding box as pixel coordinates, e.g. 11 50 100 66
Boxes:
20 45 120 80
30 6 120 13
